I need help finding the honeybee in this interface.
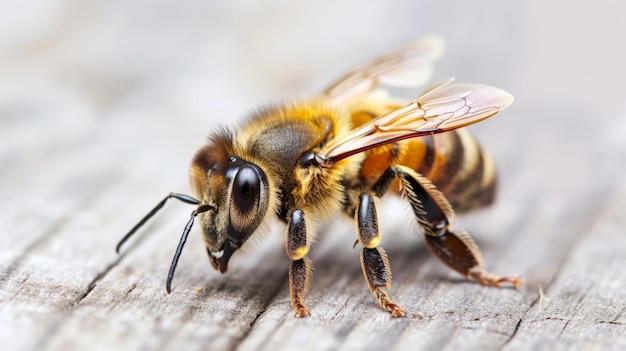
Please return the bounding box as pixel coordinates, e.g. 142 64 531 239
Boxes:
117 35 520 318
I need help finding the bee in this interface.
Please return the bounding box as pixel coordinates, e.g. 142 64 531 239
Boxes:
116 35 520 318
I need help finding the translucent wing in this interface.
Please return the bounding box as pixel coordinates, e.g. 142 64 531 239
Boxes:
323 35 445 103
317 78 514 166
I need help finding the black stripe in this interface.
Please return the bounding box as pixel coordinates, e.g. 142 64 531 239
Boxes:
448 146 485 212
416 135 435 175
434 131 464 193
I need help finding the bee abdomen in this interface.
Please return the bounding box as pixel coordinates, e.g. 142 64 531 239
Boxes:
410 129 496 212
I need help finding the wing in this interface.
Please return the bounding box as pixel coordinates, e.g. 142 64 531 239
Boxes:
323 35 445 103
317 78 514 166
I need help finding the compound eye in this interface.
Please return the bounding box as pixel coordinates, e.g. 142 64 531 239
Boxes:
230 166 261 230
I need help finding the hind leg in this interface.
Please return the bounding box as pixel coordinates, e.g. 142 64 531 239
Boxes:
375 165 520 288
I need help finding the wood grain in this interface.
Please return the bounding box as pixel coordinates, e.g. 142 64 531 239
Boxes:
1 1 626 350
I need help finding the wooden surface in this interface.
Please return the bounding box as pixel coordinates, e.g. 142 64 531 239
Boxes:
1 1 625 350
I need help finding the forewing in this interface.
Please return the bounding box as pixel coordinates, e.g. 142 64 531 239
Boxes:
323 35 445 103
317 79 514 165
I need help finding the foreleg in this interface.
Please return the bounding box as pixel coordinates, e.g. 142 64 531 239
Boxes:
286 209 313 317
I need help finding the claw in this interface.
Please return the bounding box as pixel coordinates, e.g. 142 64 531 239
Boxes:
469 268 521 289
385 302 406 318
294 303 310 318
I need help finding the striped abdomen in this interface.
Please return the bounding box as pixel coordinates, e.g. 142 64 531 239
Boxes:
359 128 497 213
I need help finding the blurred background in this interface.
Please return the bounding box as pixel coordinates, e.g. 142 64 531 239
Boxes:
2 0 625 193
2 0 625 201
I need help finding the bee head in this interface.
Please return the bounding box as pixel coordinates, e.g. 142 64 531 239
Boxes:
190 130 271 273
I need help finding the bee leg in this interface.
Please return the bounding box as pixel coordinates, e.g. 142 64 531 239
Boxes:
286 209 312 317
356 193 406 317
390 165 521 289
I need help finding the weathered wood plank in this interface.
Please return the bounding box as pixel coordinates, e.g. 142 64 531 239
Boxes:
503 177 626 351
